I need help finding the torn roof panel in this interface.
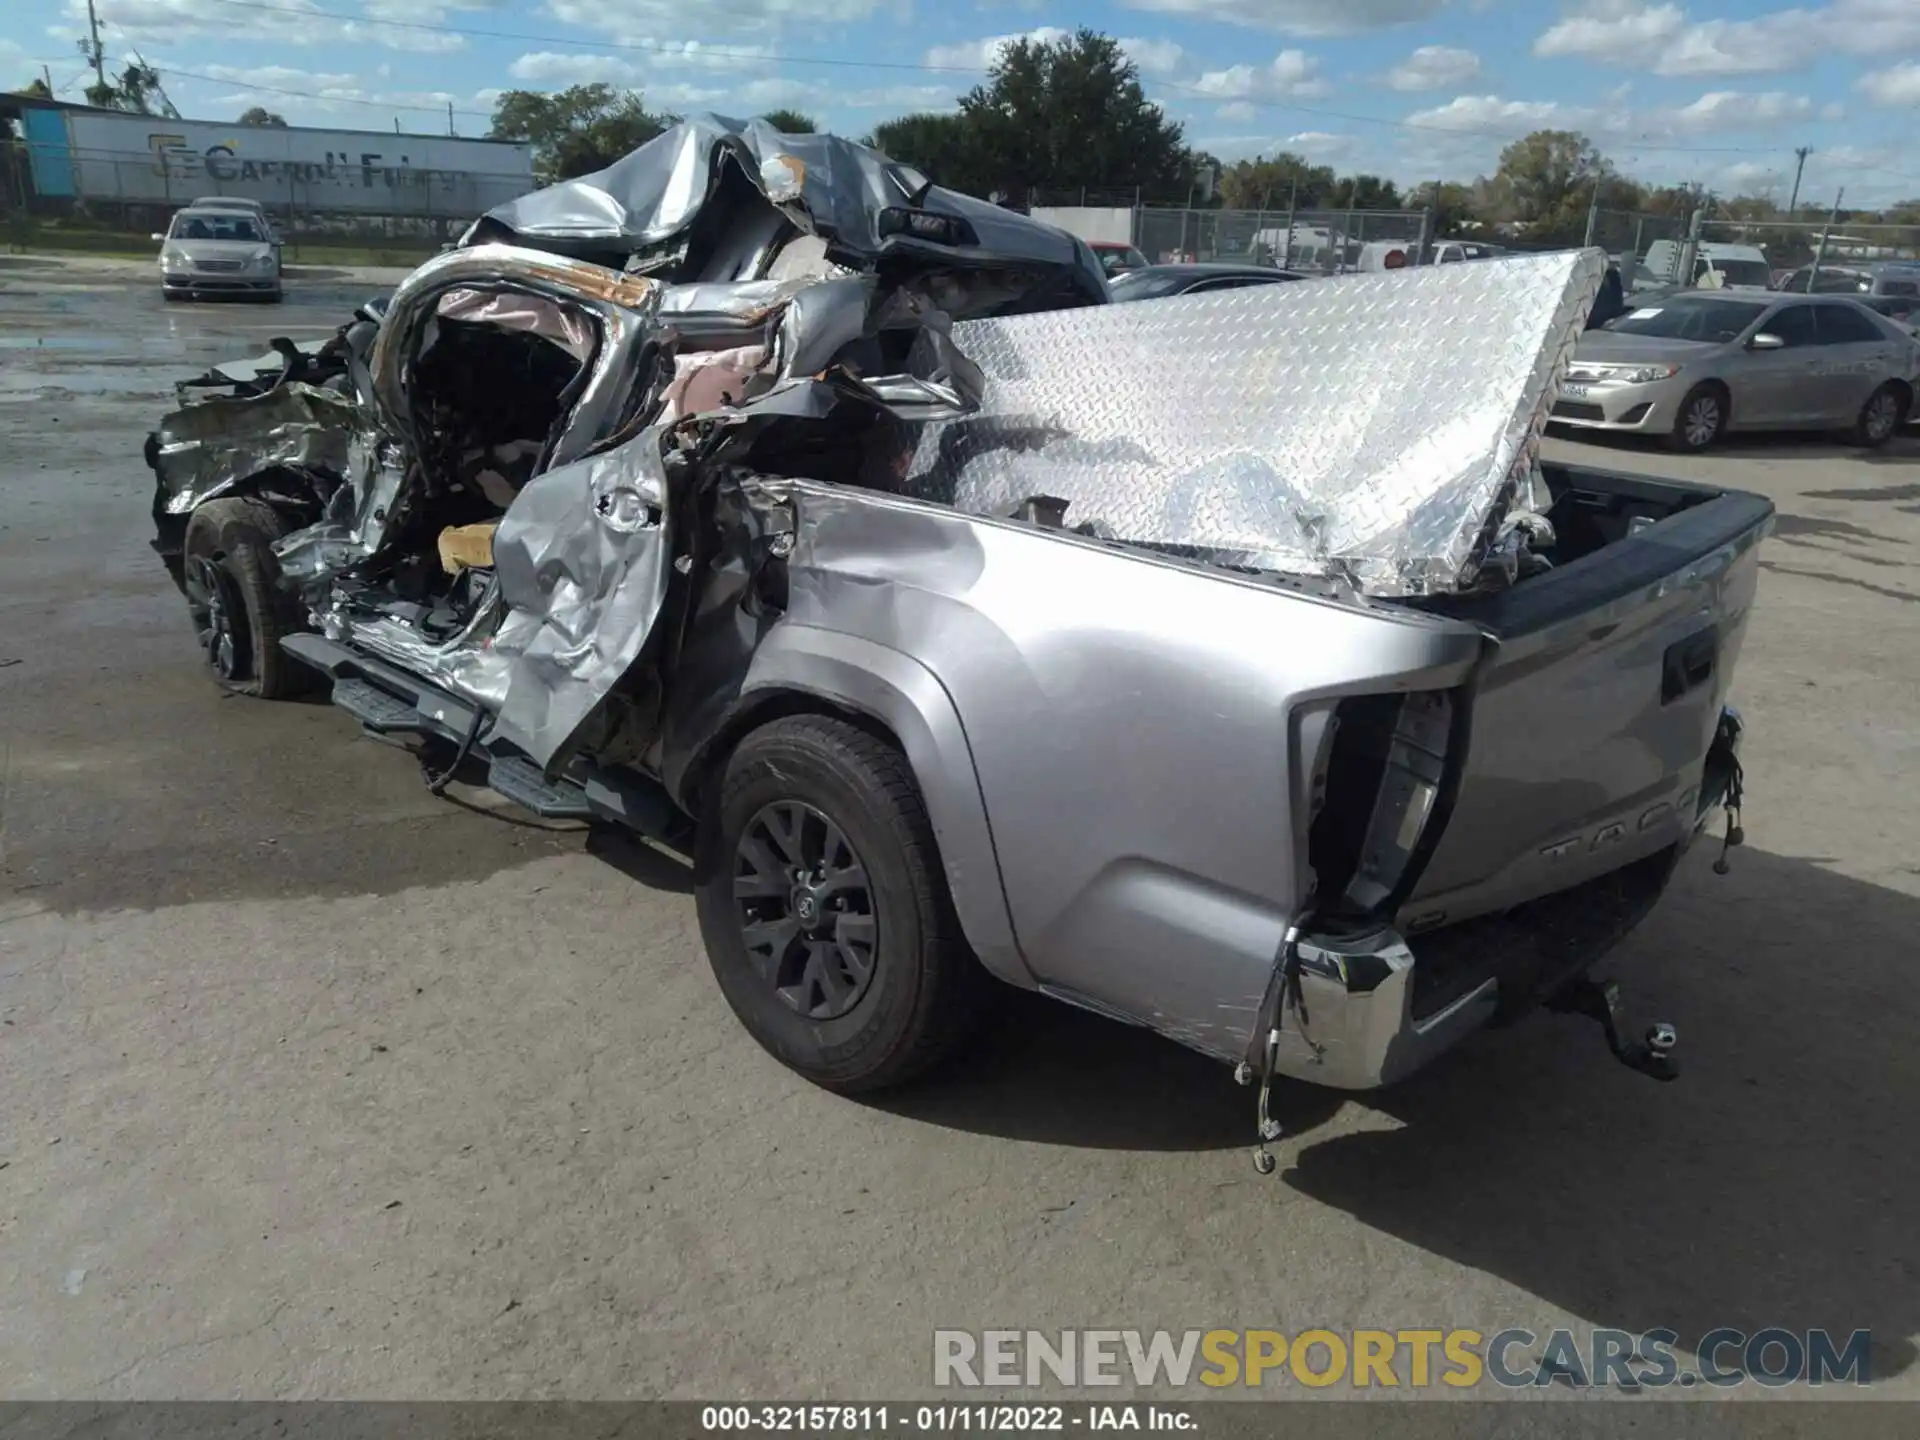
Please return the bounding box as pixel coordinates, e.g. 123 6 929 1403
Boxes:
898 248 1608 597
473 113 1103 293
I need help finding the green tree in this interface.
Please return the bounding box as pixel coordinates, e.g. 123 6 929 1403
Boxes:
757 109 817 134
15 78 54 99
1342 174 1401 210
868 112 988 195
1218 154 1339 211
1492 129 1614 243
1408 180 1481 237
489 85 673 182
956 28 1190 205
81 59 164 114
239 106 288 127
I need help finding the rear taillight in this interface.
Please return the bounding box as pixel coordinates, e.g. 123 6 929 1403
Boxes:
1306 690 1453 920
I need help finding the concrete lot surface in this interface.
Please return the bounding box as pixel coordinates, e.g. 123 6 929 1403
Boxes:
1 266 1917 1402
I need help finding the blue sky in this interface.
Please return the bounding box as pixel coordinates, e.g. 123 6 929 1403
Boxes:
6 0 1920 203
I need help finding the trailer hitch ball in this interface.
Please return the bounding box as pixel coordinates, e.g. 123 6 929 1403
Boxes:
1549 978 1680 1082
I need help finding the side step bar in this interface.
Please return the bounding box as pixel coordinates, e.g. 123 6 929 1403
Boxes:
281 633 682 838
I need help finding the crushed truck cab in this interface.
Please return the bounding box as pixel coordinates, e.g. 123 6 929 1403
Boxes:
143 116 1768 1156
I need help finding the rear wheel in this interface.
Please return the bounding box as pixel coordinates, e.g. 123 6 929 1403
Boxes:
180 497 309 699
1669 384 1727 452
1849 383 1907 448
694 715 991 1094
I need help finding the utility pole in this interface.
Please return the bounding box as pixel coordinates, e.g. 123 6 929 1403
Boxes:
1786 146 1811 219
1809 187 1843 287
1583 173 1603 249
84 0 106 94
1676 205 1705 289
447 100 456 138
41 64 53 93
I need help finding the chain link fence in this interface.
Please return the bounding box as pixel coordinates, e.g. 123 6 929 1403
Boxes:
1133 206 1431 273
1699 218 1920 276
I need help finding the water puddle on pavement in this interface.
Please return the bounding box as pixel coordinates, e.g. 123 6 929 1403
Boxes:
0 366 172 398
0 334 193 357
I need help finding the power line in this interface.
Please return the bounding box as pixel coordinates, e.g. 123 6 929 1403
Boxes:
160 63 494 118
182 0 1811 157
200 0 987 75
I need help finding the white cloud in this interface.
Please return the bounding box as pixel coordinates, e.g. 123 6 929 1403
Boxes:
1858 61 1920 107
1119 37 1188 76
545 0 895 43
504 56 943 115
189 63 364 92
67 0 468 53
1120 0 1441 38
1403 94 1571 131
923 27 1071 71
1386 45 1483 92
1193 50 1331 101
508 43 775 87
1216 100 1258 123
1191 127 1358 164
1403 86 1818 147
1285 129 1355 158
1670 90 1815 129
1533 1 1920 78
162 61 504 127
509 52 644 85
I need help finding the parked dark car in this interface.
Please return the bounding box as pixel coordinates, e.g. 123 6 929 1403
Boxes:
1109 263 1307 302
1777 262 1920 298
1089 241 1151 279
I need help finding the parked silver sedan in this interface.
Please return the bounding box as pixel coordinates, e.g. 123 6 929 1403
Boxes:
1549 291 1918 451
152 207 283 303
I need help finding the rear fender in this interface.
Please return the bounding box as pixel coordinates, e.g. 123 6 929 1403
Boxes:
709 624 1031 989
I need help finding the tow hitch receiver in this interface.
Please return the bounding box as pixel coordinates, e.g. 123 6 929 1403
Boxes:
1549 978 1678 1081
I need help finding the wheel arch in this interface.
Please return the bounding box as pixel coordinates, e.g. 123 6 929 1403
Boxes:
157 465 328 572
674 625 1033 990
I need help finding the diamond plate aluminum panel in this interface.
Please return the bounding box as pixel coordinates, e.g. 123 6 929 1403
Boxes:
901 249 1606 596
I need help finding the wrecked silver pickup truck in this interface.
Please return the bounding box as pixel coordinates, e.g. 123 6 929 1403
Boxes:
144 118 1768 1159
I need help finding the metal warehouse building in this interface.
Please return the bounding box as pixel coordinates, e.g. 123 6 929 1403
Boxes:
2 96 534 226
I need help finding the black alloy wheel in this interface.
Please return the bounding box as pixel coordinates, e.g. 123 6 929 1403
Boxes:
184 553 254 684
734 799 881 1021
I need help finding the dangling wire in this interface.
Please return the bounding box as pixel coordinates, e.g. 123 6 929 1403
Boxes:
1712 754 1745 876
426 705 487 795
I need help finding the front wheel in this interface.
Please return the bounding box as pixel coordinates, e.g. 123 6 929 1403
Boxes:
1849 383 1907 448
1668 384 1727 452
694 715 991 1094
180 497 309 699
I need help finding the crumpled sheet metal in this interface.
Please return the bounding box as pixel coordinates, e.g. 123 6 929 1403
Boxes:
436 287 595 362
482 426 675 766
476 114 1093 283
901 249 1607 596
153 382 356 512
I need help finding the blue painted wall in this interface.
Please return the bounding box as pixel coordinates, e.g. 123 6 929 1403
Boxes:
22 108 76 198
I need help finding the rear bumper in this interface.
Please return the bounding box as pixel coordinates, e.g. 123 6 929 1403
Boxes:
1269 704 1744 1090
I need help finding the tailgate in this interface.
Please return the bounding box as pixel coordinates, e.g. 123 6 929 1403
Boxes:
1396 483 1773 929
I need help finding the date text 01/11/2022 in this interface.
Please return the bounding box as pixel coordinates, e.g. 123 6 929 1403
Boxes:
700 1406 1197 1432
